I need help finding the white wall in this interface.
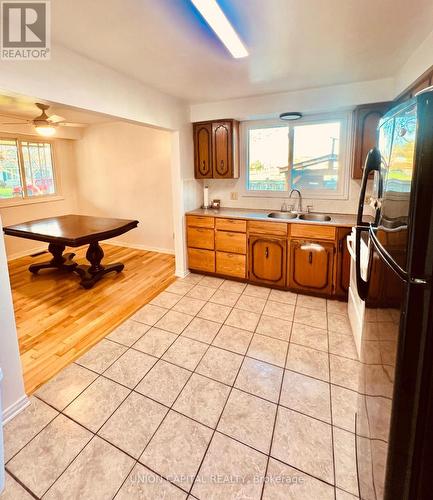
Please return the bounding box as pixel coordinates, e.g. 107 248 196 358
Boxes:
74 121 174 253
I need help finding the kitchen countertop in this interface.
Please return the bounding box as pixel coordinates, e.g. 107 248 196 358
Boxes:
186 207 358 227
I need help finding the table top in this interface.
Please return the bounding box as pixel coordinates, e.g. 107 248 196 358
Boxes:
3 214 139 247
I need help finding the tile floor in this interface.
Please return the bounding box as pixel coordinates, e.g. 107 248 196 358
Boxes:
1 274 361 500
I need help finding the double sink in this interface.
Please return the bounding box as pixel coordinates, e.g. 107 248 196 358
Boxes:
267 212 332 222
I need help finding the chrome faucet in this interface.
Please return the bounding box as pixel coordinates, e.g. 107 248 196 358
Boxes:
289 189 303 213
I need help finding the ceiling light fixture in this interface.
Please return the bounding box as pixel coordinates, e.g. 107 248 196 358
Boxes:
190 0 248 58
279 112 303 121
35 125 56 137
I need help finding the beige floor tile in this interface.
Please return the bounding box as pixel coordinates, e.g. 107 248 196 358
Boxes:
243 284 271 299
235 357 283 403
75 339 127 373
209 289 241 307
268 288 297 305
3 397 58 463
211 324 253 355
365 396 392 441
296 295 327 311
262 300 295 322
272 406 334 484
173 373 230 427
330 355 361 392
140 411 212 489
225 308 261 332
364 364 394 398
44 437 134 500
165 281 195 296
131 304 168 325
234 294 266 314
219 280 247 294
286 343 329 381
35 363 98 411
7 415 92 497
294 306 327 329
256 315 293 341
290 322 328 351
280 370 331 423
103 349 157 388
135 360 191 406
1 472 34 499
331 385 358 433
218 389 276 453
179 273 204 283
63 377 130 432
247 334 288 368
163 336 208 371
196 346 243 385
328 313 353 335
154 310 194 334
197 302 231 323
333 427 358 496
200 276 225 288
107 320 150 347
192 432 267 500
116 463 187 499
182 317 221 344
99 392 168 458
173 296 207 315
186 284 216 300
336 489 359 500
150 291 182 309
133 327 177 357
327 299 348 315
263 458 335 500
329 331 358 360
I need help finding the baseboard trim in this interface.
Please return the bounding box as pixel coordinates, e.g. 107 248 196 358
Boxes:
175 269 189 278
107 240 175 255
2 395 30 424
7 246 47 261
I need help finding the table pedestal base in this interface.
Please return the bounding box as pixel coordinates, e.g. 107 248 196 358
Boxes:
29 243 78 274
75 242 124 289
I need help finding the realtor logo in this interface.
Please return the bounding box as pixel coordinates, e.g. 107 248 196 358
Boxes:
1 1 50 59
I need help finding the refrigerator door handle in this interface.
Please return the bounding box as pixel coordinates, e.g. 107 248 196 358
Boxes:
357 147 382 227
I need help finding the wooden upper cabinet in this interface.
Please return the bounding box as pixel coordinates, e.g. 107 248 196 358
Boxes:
249 235 286 287
193 119 239 179
194 123 213 179
351 102 392 179
289 239 334 295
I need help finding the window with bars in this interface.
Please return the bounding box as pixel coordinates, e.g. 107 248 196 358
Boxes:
0 137 57 201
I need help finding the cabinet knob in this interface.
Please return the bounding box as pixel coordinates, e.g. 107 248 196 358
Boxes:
309 251 313 264
265 247 269 258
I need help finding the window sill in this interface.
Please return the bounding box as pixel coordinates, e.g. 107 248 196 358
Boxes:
0 195 65 209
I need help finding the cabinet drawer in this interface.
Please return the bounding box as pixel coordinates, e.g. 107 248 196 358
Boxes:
247 220 288 236
188 248 215 273
187 227 215 250
215 218 246 232
186 215 215 228
216 251 246 278
290 224 336 240
215 231 246 254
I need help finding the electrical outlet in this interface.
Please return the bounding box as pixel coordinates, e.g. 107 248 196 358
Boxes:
230 192 238 200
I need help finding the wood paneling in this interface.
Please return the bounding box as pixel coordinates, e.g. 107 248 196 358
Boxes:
186 215 215 228
193 123 212 178
216 251 246 278
248 220 288 236
215 231 246 254
249 235 286 287
9 244 175 394
187 227 215 250
188 248 215 273
290 223 336 240
215 218 246 232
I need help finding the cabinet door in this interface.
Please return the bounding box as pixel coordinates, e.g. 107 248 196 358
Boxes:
351 102 391 179
335 228 351 298
194 123 213 178
289 239 334 295
249 236 286 287
212 121 232 178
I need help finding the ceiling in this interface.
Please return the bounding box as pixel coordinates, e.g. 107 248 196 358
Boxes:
51 0 433 103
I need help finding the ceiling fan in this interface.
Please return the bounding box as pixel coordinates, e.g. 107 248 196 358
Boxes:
0 103 84 136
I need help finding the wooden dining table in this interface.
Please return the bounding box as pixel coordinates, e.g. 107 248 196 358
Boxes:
3 214 139 289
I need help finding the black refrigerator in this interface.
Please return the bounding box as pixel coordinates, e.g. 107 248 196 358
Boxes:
355 88 433 499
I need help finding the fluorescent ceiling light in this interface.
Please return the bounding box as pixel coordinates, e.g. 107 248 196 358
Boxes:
191 0 248 58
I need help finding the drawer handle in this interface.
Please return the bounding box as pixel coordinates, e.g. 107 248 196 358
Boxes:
265 247 269 259
309 251 313 264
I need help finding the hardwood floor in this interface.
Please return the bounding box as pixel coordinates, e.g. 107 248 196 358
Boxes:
8 243 176 394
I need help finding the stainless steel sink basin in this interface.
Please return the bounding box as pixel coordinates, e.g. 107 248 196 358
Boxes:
298 213 332 222
267 212 297 220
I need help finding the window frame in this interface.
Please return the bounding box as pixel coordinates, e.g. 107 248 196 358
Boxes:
0 133 62 208
241 111 352 200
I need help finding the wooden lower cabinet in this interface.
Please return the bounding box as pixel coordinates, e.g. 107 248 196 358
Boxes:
335 228 352 298
216 251 245 278
289 239 334 295
188 248 215 273
187 227 214 250
215 230 246 254
248 235 286 287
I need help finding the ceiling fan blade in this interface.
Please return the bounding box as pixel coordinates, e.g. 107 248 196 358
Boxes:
47 114 66 123
57 122 86 128
0 122 31 125
0 113 30 122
